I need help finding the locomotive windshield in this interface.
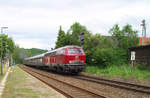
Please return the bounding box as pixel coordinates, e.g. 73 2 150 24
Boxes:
68 48 83 54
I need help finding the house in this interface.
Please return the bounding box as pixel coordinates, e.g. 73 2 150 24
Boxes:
129 45 150 66
128 37 150 66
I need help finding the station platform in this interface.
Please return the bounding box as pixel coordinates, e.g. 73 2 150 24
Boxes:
1 65 66 98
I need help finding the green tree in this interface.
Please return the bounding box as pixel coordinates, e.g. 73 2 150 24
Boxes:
12 45 22 63
63 32 72 45
12 46 47 64
68 22 88 46
55 22 89 47
0 34 15 60
109 24 139 48
83 32 116 66
55 26 66 48
84 24 139 67
109 24 139 62
12 46 28 63
83 33 100 64
26 48 47 57
7 37 15 54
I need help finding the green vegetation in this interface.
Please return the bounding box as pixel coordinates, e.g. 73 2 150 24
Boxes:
0 34 15 62
86 64 150 80
12 47 48 63
26 48 48 57
0 34 15 77
0 34 47 64
55 26 66 48
0 67 5 82
55 23 88 47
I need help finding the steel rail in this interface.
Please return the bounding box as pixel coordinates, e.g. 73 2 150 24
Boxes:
21 66 73 98
76 74 150 94
20 66 106 98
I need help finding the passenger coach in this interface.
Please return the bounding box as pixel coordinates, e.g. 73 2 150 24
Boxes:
24 45 86 73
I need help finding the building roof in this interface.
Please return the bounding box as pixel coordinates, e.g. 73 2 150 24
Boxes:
129 44 150 51
139 37 150 45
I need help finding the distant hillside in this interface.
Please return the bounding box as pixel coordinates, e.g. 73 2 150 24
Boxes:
25 48 48 57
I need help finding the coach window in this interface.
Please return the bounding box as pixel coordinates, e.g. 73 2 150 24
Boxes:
47 53 52 56
57 50 63 55
56 50 61 55
68 48 83 54
61 49 65 54
38 59 39 63
51 52 53 56
40 58 42 62
51 51 56 56
54 51 56 55
60 50 62 54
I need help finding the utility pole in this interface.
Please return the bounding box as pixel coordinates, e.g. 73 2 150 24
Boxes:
141 20 146 45
1 27 8 75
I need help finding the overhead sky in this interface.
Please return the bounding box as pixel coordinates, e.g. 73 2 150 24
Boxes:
0 0 150 50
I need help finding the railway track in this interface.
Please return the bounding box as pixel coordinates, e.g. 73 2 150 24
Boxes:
75 74 150 94
20 65 106 98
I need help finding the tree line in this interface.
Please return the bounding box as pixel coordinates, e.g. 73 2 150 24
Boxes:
0 34 15 63
55 22 139 67
0 34 48 64
2 22 139 65
12 46 48 63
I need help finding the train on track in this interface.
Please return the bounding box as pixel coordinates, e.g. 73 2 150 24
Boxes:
23 45 86 74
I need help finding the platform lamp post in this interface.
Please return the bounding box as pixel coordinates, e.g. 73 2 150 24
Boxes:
1 27 8 75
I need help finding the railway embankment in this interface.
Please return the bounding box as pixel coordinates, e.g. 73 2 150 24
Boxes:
85 65 150 86
2 65 65 98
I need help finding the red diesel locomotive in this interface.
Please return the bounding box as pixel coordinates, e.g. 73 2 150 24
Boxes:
24 45 86 73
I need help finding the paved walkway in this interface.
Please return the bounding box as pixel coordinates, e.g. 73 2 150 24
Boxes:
0 67 10 97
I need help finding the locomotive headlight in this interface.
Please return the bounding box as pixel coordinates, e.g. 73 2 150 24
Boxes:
75 56 79 60
81 60 84 63
69 61 72 64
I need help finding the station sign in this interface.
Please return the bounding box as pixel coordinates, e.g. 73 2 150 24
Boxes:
131 51 135 60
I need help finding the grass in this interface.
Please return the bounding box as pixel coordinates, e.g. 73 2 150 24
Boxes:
2 66 36 98
0 65 9 83
0 67 3 82
85 64 150 80
2 65 61 98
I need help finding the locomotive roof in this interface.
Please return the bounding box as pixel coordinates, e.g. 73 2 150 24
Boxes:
62 45 81 48
24 45 82 60
45 45 82 54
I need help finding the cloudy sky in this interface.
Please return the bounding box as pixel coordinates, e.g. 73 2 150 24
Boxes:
0 0 149 50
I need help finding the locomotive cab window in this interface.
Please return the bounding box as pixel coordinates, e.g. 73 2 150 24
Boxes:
56 49 65 55
68 48 83 54
45 51 56 56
